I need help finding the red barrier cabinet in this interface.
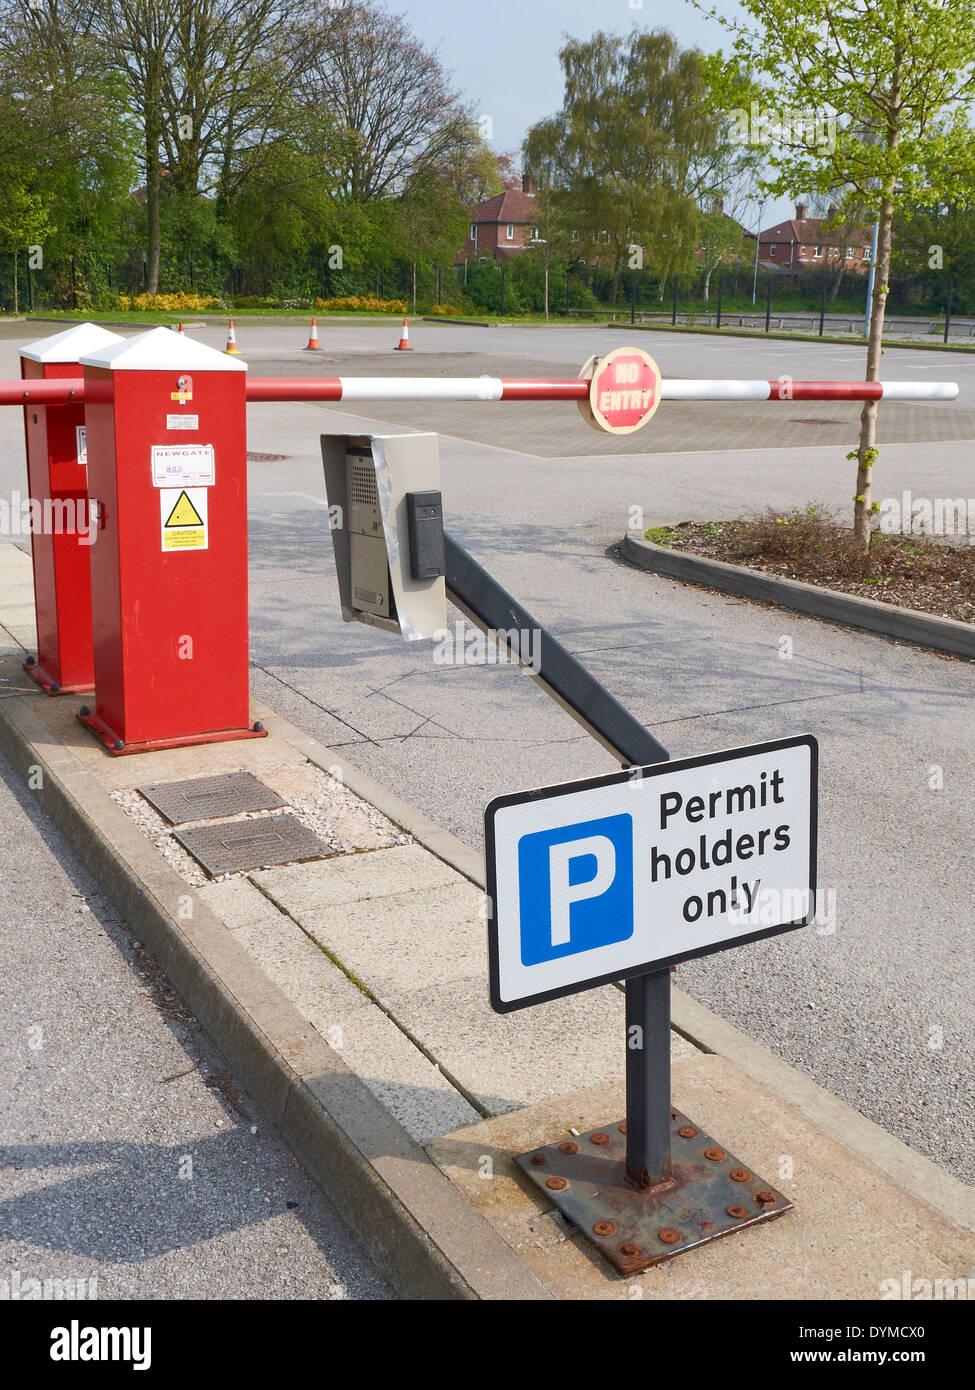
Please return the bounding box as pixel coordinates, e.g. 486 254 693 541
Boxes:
78 327 265 754
20 323 123 694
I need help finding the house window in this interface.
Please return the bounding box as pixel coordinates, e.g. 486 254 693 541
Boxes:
800 245 807 256
529 226 540 241
863 246 871 261
814 245 823 256
769 243 776 257
506 224 514 240
845 246 854 258
570 230 579 242
470 223 476 239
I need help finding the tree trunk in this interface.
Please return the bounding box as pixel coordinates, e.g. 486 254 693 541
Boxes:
412 259 417 312
703 264 713 301
13 250 18 315
544 257 549 319
144 71 162 297
852 189 895 549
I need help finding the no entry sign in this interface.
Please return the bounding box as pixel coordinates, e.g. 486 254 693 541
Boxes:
579 346 662 434
486 735 817 1012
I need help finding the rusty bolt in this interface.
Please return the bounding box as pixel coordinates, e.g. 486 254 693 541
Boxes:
658 1228 682 1245
678 1125 698 1139
618 1123 627 1134
558 1141 579 1155
593 1221 616 1236
591 1131 610 1145
730 1168 752 1183
619 1241 640 1257
755 1190 777 1206
726 1204 748 1219
704 1147 726 1161
530 1152 546 1166
545 1176 568 1191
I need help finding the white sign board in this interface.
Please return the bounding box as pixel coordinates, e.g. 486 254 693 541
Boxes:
151 443 215 488
486 735 817 1013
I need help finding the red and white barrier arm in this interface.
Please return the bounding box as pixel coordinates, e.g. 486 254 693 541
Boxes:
0 377 960 406
242 377 961 403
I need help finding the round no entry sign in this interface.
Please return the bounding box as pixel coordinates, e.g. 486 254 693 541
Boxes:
579 346 662 434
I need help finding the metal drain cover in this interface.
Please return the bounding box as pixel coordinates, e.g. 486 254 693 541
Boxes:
138 771 286 825
247 451 288 462
174 813 330 875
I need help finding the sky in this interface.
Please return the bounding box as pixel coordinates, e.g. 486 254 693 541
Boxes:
382 0 796 227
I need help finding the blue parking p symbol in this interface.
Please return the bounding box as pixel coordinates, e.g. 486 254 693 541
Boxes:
517 814 634 966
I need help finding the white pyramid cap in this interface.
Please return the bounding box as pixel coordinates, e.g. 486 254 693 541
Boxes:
20 321 125 364
80 325 247 372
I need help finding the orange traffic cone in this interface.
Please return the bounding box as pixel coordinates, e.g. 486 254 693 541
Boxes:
176 321 185 334
304 317 321 351
395 317 411 351
224 319 241 355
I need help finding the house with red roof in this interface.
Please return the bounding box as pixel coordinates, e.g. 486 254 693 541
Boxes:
756 202 874 274
458 176 540 261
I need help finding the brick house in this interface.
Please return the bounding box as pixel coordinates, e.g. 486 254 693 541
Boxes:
755 202 874 274
458 175 540 262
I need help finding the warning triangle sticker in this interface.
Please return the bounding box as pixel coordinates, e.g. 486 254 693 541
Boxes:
164 490 204 528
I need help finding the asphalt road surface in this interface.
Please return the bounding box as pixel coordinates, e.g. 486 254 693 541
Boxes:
1 318 971 1189
0 745 390 1299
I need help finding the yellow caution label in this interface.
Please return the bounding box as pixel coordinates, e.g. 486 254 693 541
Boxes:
160 487 208 551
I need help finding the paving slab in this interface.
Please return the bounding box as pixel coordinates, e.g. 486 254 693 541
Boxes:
429 1052 975 1300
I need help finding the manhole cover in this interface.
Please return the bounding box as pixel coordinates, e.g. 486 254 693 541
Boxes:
138 771 286 825
174 813 330 876
247 451 288 462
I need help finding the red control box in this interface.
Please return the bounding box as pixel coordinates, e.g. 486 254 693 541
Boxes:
78 327 265 754
20 323 123 693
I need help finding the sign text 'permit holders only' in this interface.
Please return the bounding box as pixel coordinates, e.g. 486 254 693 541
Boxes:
486 734 817 1013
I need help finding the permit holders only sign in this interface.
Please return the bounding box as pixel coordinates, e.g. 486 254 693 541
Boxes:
486 735 817 1013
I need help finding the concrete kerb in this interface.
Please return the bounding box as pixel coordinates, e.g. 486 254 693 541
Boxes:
622 532 975 661
257 702 975 1240
0 671 551 1302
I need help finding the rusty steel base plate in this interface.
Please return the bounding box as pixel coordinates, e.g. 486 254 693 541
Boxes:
516 1108 793 1275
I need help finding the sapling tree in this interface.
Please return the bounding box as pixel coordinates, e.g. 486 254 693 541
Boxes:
700 0 975 547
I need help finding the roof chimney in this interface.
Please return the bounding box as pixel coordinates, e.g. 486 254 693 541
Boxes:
827 202 838 218
522 172 535 195
795 201 807 220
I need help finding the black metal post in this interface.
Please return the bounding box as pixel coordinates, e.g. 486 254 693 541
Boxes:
27 260 33 311
716 276 722 329
630 272 636 325
671 274 678 326
944 277 953 344
625 969 673 1188
443 532 672 1188
443 534 669 767
765 278 772 332
819 280 826 336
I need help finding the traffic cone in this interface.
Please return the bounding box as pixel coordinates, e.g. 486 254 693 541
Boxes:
395 317 411 351
304 317 321 351
176 321 185 334
224 319 241 355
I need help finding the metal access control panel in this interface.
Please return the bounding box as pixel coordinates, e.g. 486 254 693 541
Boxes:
321 432 447 641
